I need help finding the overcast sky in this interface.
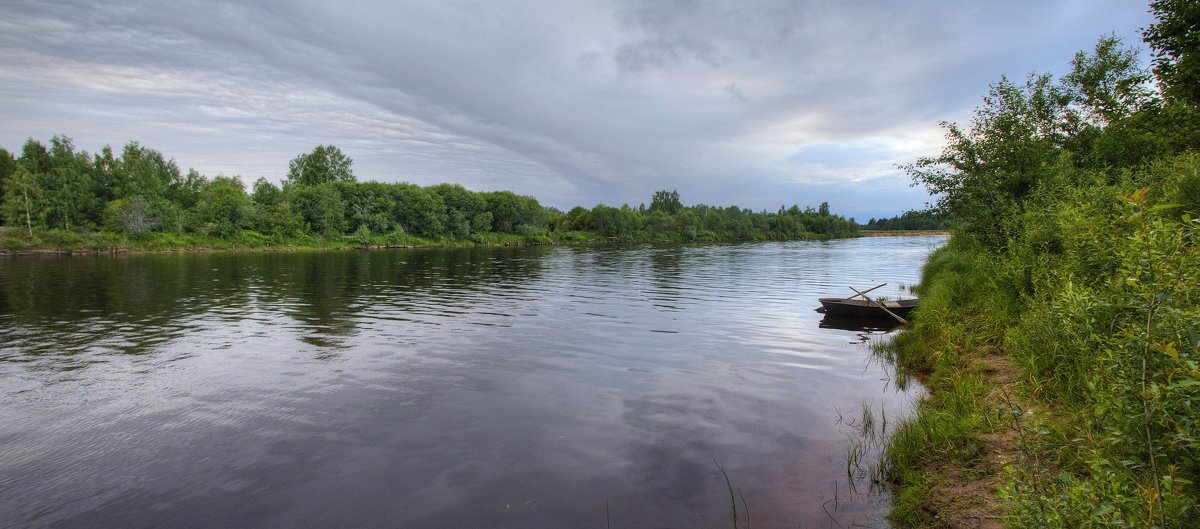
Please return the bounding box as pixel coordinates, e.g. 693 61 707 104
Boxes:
0 1 1154 219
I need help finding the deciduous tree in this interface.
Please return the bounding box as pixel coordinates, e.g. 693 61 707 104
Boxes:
285 145 355 186
1144 0 1200 106
113 142 181 201
0 147 15 223
649 190 682 215
1 165 43 237
194 176 252 237
44 135 98 230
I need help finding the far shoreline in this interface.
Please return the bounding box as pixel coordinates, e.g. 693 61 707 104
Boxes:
0 229 950 258
859 230 950 237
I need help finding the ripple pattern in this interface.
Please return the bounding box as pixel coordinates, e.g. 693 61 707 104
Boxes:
0 236 945 529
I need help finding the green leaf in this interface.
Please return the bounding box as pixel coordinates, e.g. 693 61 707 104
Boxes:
1155 341 1180 361
1148 203 1182 213
1168 379 1200 389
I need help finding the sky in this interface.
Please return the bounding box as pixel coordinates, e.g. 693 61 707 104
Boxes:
0 0 1156 220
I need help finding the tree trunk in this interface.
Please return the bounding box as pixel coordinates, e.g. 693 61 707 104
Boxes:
22 188 33 239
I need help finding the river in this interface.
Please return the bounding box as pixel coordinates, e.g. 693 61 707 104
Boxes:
0 236 945 528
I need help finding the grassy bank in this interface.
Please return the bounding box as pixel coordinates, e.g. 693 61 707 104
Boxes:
879 155 1200 527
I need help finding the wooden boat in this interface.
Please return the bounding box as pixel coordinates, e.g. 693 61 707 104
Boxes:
816 297 919 319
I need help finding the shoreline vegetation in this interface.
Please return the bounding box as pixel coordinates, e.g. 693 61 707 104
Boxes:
880 3 1199 528
0 225 868 257
0 224 951 257
0 141 873 257
859 230 950 237
0 227 952 257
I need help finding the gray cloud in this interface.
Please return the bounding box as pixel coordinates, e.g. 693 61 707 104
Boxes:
0 0 1155 217
724 83 747 103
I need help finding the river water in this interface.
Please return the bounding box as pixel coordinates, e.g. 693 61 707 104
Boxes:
0 236 945 528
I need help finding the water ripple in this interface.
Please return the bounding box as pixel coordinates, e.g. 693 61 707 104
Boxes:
0 237 944 529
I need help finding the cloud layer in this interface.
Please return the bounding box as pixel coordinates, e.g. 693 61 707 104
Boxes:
0 0 1153 219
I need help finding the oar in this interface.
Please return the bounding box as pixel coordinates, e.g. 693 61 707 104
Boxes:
846 283 887 300
849 285 909 326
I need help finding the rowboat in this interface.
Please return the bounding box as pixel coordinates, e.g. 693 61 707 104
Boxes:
816 297 919 319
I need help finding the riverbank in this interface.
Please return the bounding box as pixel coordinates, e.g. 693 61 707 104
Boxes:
879 200 1199 528
0 226 863 257
874 241 1021 527
876 10 1200 525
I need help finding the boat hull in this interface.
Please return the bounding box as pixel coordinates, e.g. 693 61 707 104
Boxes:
816 297 919 319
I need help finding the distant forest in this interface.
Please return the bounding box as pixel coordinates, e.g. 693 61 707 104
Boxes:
0 138 858 249
861 209 950 230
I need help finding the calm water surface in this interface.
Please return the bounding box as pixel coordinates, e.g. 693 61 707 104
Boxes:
0 236 945 528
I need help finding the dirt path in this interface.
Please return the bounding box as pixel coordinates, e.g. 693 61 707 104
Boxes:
917 351 1022 529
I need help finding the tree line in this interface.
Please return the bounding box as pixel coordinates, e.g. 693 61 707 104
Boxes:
888 1 1200 526
0 140 857 246
860 209 949 231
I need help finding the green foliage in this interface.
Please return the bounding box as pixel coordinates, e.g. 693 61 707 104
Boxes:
1144 0 1200 106
471 211 493 234
92 145 118 203
253 201 304 238
103 196 161 237
431 183 488 237
649 189 682 214
193 176 252 237
995 189 1200 527
1 165 44 237
285 144 355 186
889 12 1200 526
559 192 856 242
1158 152 1200 215
170 168 208 210
379 183 439 237
903 73 1073 248
42 136 99 230
484 190 542 234
339 181 395 235
251 177 282 207
19 137 52 175
289 182 347 235
113 141 182 201
863 209 950 230
0 147 15 217
904 36 1171 248
1063 35 1154 126
0 136 861 251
